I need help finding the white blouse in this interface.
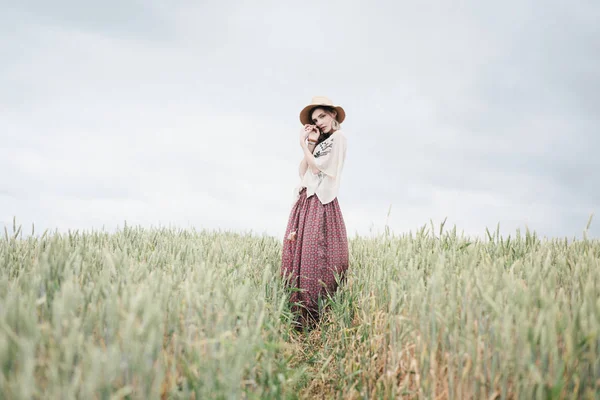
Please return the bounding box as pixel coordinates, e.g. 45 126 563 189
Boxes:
293 130 347 205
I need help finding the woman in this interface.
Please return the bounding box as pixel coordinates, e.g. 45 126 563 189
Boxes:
280 96 349 331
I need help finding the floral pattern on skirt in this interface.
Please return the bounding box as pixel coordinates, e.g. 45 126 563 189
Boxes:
281 187 349 329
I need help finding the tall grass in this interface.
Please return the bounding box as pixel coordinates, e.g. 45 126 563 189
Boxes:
0 219 599 399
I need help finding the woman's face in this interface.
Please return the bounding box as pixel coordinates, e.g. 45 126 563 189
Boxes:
311 107 338 134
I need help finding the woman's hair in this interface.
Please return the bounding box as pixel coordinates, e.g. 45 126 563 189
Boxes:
309 106 339 147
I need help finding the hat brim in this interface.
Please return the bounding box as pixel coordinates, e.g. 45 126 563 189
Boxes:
299 104 346 126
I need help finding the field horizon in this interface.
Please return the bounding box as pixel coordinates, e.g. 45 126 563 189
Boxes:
2 213 598 242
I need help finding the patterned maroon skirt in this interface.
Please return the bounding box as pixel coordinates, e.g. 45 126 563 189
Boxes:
280 187 349 330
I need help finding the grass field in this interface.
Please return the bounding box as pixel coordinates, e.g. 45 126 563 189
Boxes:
1 218 599 399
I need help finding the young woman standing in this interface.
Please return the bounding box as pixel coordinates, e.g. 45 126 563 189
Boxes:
280 96 349 330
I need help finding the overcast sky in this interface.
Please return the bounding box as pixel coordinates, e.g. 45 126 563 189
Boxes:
1 0 599 240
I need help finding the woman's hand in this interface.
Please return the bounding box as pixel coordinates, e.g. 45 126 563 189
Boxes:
300 124 318 147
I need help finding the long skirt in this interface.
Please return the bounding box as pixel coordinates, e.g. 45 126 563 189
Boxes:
280 187 349 330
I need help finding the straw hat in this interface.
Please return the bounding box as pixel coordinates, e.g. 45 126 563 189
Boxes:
299 96 346 126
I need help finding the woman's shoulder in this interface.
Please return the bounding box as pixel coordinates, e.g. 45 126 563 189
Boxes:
317 130 347 150
330 130 347 142
333 130 347 145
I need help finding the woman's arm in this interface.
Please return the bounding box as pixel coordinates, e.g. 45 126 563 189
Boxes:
299 158 308 178
298 143 316 178
298 126 321 176
300 141 320 174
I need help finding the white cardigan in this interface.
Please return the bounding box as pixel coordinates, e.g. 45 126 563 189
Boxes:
293 130 347 205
